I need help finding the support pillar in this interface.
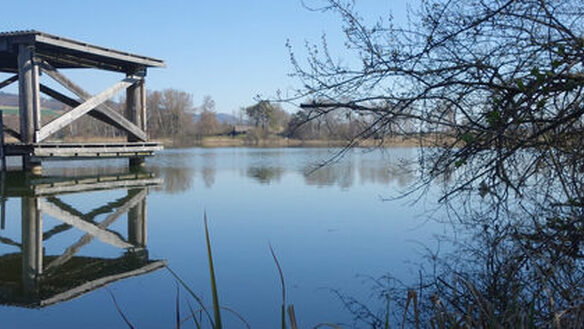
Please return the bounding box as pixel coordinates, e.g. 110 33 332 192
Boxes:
127 73 146 168
22 154 42 175
128 190 147 247
21 197 43 297
18 44 41 144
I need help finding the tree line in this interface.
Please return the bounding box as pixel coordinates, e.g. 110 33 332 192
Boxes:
55 89 386 145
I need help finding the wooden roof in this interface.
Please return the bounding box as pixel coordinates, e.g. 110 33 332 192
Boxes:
0 30 165 73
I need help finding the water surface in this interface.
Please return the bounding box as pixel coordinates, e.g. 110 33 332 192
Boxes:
0 147 451 328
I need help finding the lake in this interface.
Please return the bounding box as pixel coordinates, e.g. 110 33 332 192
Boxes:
0 147 455 328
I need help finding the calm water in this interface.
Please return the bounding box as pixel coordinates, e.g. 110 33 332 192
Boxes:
0 147 453 328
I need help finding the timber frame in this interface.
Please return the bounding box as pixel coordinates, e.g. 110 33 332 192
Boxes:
0 172 165 307
0 30 165 172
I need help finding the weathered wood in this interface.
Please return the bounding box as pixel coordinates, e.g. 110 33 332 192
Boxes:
34 177 161 195
18 44 40 143
2 126 21 140
140 79 147 131
39 83 147 141
40 64 147 141
22 197 43 294
38 199 133 249
34 33 165 69
45 189 148 271
37 77 137 141
0 113 5 171
126 78 141 142
31 58 41 132
41 260 166 307
0 74 17 91
128 191 147 246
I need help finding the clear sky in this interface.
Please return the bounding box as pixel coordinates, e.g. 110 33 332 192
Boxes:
0 0 409 114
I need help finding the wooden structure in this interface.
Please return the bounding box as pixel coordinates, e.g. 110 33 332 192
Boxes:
0 30 165 173
0 171 165 307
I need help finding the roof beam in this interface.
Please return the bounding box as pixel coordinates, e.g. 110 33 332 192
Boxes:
35 33 164 68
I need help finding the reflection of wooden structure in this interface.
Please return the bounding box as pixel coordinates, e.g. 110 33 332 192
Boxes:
0 30 165 173
0 172 165 307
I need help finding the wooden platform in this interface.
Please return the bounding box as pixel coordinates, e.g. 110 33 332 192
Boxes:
0 30 165 171
4 142 163 159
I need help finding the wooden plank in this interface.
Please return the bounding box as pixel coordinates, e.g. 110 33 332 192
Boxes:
40 64 147 141
35 33 165 68
38 199 133 249
33 145 161 157
0 75 18 91
37 78 137 141
34 178 161 195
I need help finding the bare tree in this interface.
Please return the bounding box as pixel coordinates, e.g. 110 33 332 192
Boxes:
289 0 584 206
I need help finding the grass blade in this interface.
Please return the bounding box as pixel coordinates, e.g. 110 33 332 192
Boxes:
288 305 298 329
269 243 287 329
166 266 214 327
176 284 181 329
204 212 222 329
107 288 135 329
186 299 202 329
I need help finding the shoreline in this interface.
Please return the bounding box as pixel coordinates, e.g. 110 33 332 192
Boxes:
33 134 450 149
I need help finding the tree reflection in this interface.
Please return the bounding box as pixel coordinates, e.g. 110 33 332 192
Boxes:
200 152 216 188
151 166 194 193
246 166 284 184
339 166 584 328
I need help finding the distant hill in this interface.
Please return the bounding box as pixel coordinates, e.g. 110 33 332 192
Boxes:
0 92 67 112
194 112 241 125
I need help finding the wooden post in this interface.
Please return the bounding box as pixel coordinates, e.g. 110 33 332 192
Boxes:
0 172 5 230
128 189 147 247
140 79 147 132
21 196 43 297
127 71 146 168
18 44 43 173
18 44 41 143
0 111 6 171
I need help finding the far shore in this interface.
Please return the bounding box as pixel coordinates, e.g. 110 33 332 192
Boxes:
7 134 451 149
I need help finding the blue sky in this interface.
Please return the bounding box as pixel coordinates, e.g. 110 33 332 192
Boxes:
0 0 409 114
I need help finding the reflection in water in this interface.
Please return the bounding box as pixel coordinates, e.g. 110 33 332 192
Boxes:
147 148 418 190
246 166 284 184
0 172 165 308
201 152 216 188
340 185 584 327
148 151 195 193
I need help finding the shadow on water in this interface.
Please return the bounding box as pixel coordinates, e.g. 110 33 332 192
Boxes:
0 171 166 308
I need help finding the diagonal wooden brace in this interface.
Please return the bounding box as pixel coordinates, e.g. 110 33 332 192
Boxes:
0 74 18 91
39 61 147 141
37 77 137 142
38 199 133 249
44 189 148 271
40 84 142 137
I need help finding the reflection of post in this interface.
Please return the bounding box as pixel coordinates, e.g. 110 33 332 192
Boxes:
128 189 147 247
21 197 42 296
